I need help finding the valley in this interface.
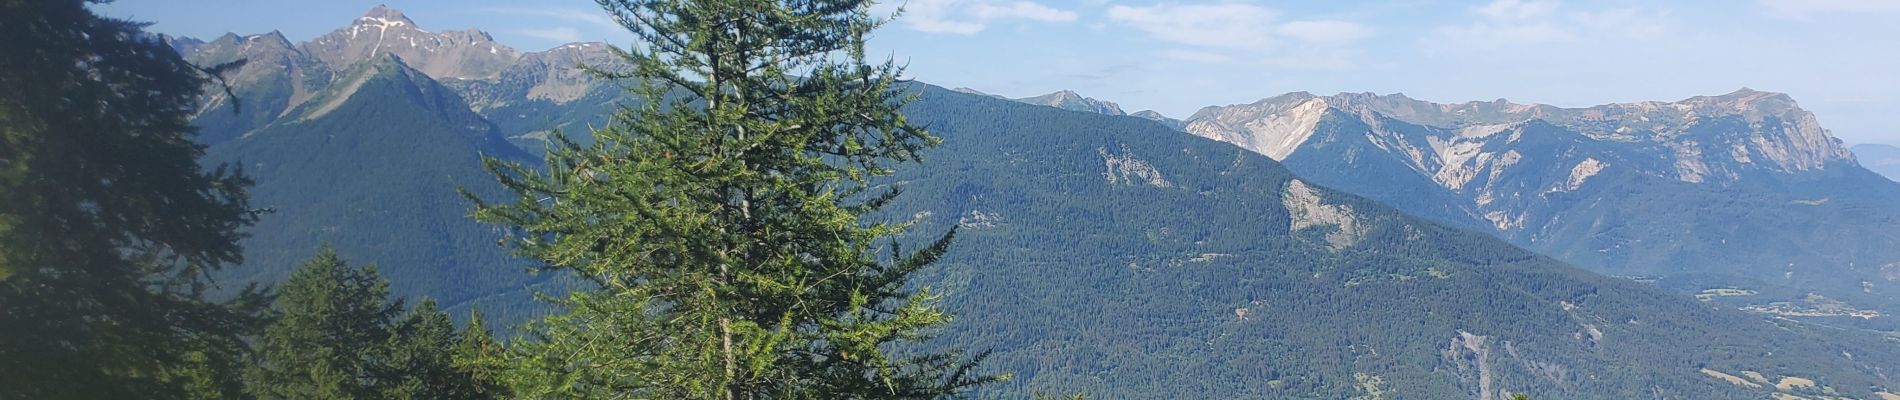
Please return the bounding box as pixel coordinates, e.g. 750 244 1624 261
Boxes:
154 6 1900 399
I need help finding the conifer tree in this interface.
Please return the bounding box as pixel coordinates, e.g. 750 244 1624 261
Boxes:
0 1 261 398
469 0 997 397
454 310 511 399
383 299 487 400
245 249 402 400
246 249 503 399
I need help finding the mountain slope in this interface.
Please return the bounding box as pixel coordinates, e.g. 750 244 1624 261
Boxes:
184 31 334 146
1182 90 1900 323
1855 143 1900 181
178 7 1900 399
201 54 542 316
892 86 1900 399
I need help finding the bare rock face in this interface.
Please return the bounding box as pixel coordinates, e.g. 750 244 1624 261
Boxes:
1282 179 1364 250
1184 92 1328 161
1183 88 1900 321
1185 88 1855 183
451 42 618 111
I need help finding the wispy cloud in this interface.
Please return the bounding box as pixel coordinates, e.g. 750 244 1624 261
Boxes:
1277 20 1373 47
1428 0 1670 51
474 7 621 31
516 27 583 43
1106 2 1371 69
1106 3 1279 50
893 0 1077 34
1157 49 1233 64
1759 0 1900 19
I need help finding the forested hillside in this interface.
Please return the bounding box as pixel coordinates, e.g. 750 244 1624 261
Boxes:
888 86 1900 398
163 6 1900 399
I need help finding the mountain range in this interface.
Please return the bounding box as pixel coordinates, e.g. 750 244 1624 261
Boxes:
1020 88 1900 331
173 6 1900 399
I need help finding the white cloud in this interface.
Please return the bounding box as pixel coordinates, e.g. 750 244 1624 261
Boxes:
1476 0 1561 21
1431 0 1574 49
971 1 1076 22
1106 2 1280 50
1106 2 1371 69
475 8 621 31
1429 0 1670 51
1760 0 1900 19
1158 49 1233 63
896 0 1077 34
516 27 583 43
1277 20 1373 47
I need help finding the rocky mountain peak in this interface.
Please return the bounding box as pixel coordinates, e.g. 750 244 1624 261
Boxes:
357 5 418 30
248 30 293 49
302 5 522 81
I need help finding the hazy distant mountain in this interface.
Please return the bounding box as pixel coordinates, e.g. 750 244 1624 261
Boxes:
180 7 1900 398
1183 89 1900 322
1131 109 1185 131
1013 89 1126 116
951 87 1007 99
1854 143 1900 181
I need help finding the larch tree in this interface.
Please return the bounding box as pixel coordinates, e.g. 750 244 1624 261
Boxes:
0 1 263 399
468 0 997 398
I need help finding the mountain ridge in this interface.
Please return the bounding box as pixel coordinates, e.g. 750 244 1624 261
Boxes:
1175 87 1900 324
178 6 1900 398
1013 89 1127 116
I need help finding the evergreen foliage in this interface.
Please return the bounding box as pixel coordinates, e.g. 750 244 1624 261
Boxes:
244 248 502 399
0 1 264 398
468 0 997 397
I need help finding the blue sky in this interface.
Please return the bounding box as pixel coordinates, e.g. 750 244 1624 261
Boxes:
100 0 1900 144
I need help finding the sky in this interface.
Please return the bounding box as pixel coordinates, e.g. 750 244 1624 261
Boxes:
98 0 1900 144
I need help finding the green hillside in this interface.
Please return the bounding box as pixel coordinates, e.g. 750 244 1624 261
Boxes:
201 55 549 318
